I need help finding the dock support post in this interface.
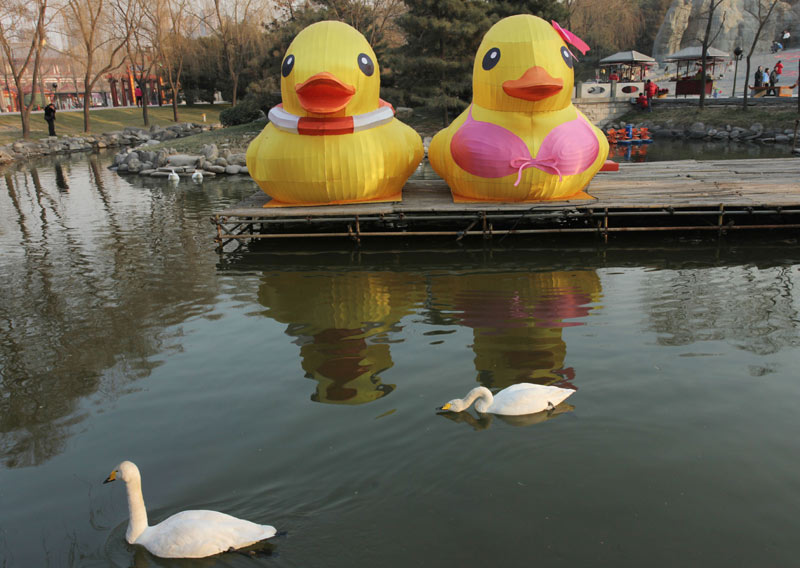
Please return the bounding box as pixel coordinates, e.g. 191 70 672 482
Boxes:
213 215 224 251
456 218 479 242
603 208 609 244
348 216 362 246
718 204 725 236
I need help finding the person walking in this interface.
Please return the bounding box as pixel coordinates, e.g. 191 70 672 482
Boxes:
775 60 783 80
44 103 56 136
782 29 790 49
135 85 143 107
768 67 778 96
644 79 658 112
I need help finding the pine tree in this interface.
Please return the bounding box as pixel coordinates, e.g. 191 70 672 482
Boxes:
487 0 567 22
388 0 491 125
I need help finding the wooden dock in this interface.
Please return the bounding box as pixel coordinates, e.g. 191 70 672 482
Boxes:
213 158 800 250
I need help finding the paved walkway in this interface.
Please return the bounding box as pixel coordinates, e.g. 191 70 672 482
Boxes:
713 48 799 98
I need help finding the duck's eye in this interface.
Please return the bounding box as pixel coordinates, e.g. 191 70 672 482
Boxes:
482 47 501 70
282 55 294 77
560 47 573 69
357 53 374 76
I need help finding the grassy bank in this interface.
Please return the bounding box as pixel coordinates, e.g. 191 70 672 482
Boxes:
618 106 800 130
0 104 229 146
144 121 267 154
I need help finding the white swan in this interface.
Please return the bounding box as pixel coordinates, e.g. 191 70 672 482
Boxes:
191 170 203 183
104 461 277 558
167 170 179 183
438 383 575 416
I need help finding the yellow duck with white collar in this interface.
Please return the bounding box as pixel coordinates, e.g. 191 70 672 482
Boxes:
246 21 423 206
428 15 609 202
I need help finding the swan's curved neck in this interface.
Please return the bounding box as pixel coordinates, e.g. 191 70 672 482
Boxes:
124 478 149 543
464 387 493 413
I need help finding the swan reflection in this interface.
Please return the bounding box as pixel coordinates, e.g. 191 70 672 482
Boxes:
437 402 575 430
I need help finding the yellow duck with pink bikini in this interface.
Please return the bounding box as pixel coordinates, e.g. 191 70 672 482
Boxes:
246 21 423 206
428 15 609 202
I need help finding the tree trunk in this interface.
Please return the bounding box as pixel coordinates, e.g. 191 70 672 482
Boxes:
141 80 150 126
16 89 30 138
172 88 179 122
83 82 93 131
698 4 716 111
143 102 149 125
231 73 238 106
742 57 751 111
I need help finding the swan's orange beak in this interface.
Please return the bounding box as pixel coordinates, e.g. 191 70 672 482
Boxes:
295 72 356 114
439 403 452 411
103 470 117 484
503 66 563 101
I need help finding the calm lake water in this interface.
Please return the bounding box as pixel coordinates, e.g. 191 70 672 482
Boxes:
2 151 800 567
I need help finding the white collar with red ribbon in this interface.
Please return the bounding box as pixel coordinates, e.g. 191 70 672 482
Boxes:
268 100 395 136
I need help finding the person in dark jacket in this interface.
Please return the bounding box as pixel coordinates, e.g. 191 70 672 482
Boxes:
754 66 763 89
768 68 778 96
44 103 56 136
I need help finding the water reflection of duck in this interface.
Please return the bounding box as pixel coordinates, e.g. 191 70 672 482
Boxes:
431 270 601 389
258 271 424 404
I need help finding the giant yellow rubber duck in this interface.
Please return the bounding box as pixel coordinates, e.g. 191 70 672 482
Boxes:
246 21 423 206
428 15 609 202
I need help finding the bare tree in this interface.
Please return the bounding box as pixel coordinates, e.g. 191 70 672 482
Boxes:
568 0 644 54
116 0 160 126
0 0 49 139
742 0 779 111
153 0 197 122
62 0 130 131
698 0 727 111
198 0 273 105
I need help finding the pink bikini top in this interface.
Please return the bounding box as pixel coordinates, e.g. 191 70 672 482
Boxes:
450 105 600 186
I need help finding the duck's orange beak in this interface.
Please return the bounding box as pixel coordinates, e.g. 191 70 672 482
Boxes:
295 72 356 114
502 67 563 101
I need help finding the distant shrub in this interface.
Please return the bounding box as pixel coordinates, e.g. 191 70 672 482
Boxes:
244 77 282 112
219 100 265 126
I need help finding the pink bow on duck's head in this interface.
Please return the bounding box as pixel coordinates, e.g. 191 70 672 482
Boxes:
551 21 591 58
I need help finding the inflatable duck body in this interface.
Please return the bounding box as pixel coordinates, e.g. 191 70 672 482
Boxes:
246 21 423 206
429 15 609 202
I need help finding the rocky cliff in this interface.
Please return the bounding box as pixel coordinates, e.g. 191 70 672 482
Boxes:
653 0 800 60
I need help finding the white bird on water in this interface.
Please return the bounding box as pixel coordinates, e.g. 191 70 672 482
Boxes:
104 461 277 558
167 170 179 183
438 383 575 416
192 170 203 183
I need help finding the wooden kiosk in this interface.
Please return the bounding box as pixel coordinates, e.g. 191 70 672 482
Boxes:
664 46 729 97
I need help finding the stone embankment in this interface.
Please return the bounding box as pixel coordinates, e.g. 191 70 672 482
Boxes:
607 120 800 153
0 122 220 166
109 143 248 178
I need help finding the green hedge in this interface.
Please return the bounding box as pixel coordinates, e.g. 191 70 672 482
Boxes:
219 100 265 127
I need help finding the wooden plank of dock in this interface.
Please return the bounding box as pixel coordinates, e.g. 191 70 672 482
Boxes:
220 158 799 215
213 158 800 248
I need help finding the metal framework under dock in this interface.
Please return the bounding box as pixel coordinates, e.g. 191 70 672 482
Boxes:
213 158 800 249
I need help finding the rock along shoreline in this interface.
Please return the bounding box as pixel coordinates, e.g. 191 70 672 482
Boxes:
109 139 248 178
0 122 252 176
0 122 215 165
